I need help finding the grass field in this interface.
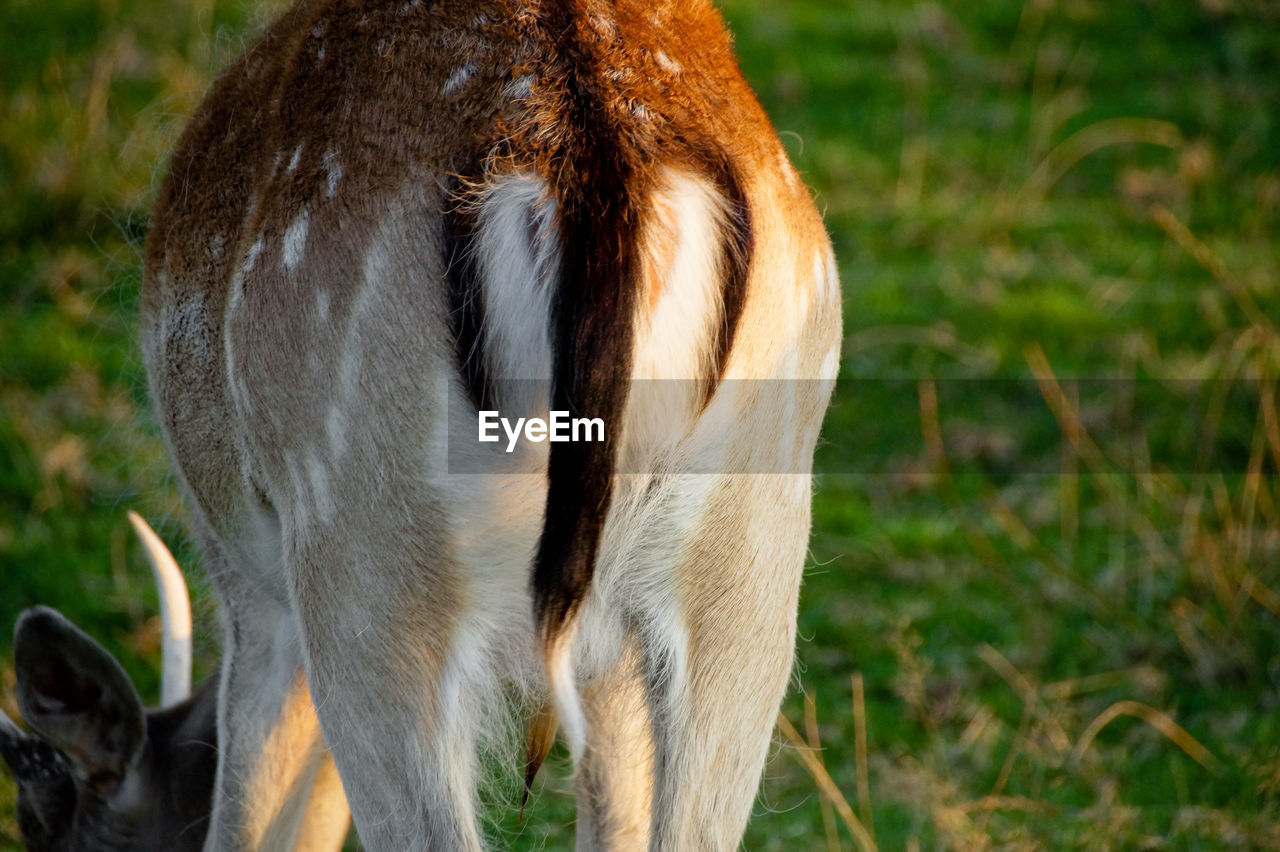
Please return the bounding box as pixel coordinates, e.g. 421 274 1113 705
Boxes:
2 0 1278 848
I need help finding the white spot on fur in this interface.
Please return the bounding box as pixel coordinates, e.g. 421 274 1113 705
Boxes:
306 453 336 523
825 248 840 305
337 232 392 406
209 232 225 262
337 335 364 406
326 404 347 460
323 149 343 198
505 74 534 98
315 288 330 325
812 249 828 304
400 0 421 12
631 102 652 122
654 50 681 74
282 209 310 272
443 62 477 96
287 144 303 174
778 149 799 189
234 374 253 415
242 235 264 276
285 454 310 535
590 13 616 37
316 44 325 61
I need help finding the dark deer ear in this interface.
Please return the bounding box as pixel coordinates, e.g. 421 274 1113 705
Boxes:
14 606 145 792
1 706 77 843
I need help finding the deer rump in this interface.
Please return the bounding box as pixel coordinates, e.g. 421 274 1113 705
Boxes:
43 1 845 850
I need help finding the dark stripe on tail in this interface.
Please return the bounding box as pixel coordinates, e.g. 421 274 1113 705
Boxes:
526 19 755 664
532 161 640 647
530 15 644 650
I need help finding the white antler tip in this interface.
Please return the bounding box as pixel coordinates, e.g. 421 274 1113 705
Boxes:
128 511 193 706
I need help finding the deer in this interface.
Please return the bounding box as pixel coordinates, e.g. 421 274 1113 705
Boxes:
134 0 842 848
0 515 218 851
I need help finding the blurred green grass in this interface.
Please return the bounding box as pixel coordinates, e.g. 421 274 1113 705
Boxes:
2 0 1278 848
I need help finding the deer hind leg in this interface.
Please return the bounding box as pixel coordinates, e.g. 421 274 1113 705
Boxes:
641 475 811 851
572 635 655 852
283 517 494 852
293 753 352 852
196 517 349 852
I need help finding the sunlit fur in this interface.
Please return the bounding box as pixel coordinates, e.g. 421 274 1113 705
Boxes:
139 0 842 849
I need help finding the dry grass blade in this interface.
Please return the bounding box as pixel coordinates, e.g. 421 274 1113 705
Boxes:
805 691 843 852
1024 342 1178 569
917 378 1006 569
1240 572 1280 620
1072 700 1224 774
777 713 878 852
1260 380 1280 480
851 673 875 845
959 795 1058 814
1021 117 1182 203
984 493 1112 613
977 643 1071 753
1149 203 1272 334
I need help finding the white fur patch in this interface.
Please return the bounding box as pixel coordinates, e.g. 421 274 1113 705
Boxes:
505 74 534 98
288 144 303 174
812 249 828 304
336 237 392 405
243 235 264 276
325 404 347 461
632 170 729 383
778 148 800 189
284 453 309 535
590 13 616 37
305 452 336 523
315 288 330 325
473 173 557 415
282 209 310 271
324 149 343 198
443 63 477 96
547 622 587 759
825 247 840 305
654 50 681 75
